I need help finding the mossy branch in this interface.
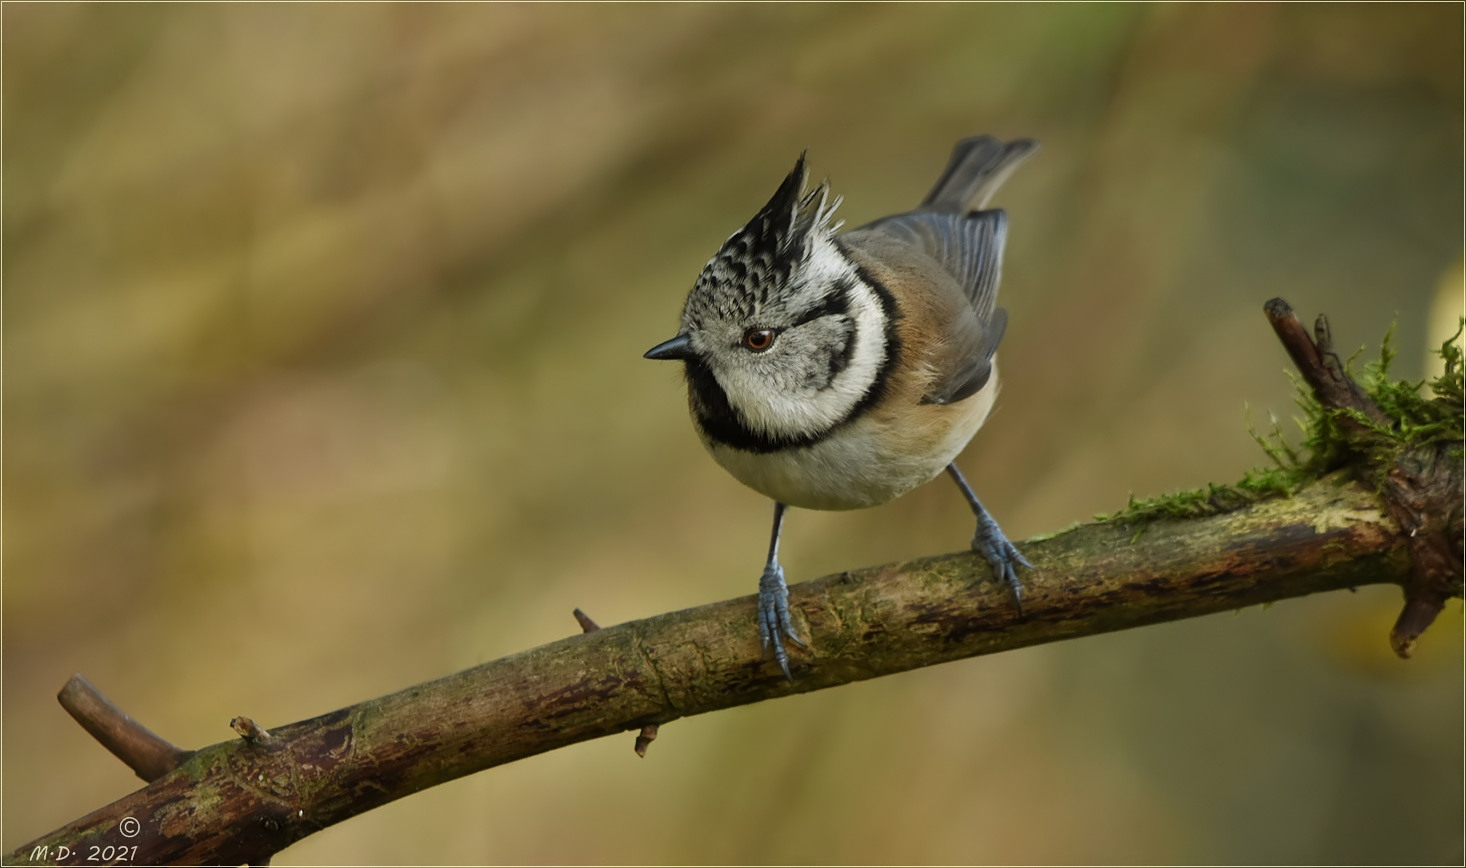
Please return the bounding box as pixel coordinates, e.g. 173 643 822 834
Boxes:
1260 299 1462 655
9 300 1459 866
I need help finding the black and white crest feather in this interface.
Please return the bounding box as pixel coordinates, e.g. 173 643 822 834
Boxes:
684 155 845 329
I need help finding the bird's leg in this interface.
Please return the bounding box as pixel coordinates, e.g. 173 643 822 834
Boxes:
756 501 805 679
946 463 1031 612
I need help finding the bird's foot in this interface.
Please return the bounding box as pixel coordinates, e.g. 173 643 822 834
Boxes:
757 562 805 680
972 514 1033 613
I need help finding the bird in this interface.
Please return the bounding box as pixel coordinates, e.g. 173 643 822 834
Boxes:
644 135 1037 679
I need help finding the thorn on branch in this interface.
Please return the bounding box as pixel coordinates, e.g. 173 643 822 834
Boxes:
230 715 275 746
1264 298 1464 658
574 608 662 757
633 724 658 757
572 608 600 634
58 674 191 782
1389 595 1447 659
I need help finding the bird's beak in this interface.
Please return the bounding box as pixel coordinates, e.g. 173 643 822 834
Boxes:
644 333 695 361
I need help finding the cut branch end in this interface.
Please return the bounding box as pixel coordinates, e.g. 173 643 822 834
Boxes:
58 674 191 782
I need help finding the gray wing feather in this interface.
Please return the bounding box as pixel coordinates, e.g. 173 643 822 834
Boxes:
865 210 1007 324
924 307 1007 405
850 136 1036 405
858 137 1035 324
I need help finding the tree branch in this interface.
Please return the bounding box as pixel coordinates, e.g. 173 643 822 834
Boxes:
10 300 1459 865
6 476 1414 865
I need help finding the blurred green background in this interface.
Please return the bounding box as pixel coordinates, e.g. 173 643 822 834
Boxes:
4 3 1462 865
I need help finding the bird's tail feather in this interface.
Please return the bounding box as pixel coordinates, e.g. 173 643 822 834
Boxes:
921 136 1039 213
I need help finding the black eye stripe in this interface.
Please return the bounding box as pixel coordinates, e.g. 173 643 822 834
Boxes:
790 277 854 328
685 265 898 455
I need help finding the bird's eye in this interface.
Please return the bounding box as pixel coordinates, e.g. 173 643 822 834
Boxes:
742 328 776 352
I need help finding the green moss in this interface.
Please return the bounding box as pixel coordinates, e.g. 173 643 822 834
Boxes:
1098 319 1465 525
1028 521 1085 542
1332 320 1464 491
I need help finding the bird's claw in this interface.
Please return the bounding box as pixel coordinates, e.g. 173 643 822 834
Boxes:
757 563 804 680
972 517 1032 613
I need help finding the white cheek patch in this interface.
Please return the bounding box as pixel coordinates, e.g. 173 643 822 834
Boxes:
718 236 889 441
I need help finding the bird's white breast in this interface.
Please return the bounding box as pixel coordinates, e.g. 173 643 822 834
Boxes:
702 370 997 511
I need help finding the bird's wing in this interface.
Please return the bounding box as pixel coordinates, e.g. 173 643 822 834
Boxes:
857 209 1007 326
839 136 1035 406
837 227 1006 407
857 136 1035 322
925 306 1006 405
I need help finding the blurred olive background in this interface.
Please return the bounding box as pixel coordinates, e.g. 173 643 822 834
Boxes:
5 3 1462 865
